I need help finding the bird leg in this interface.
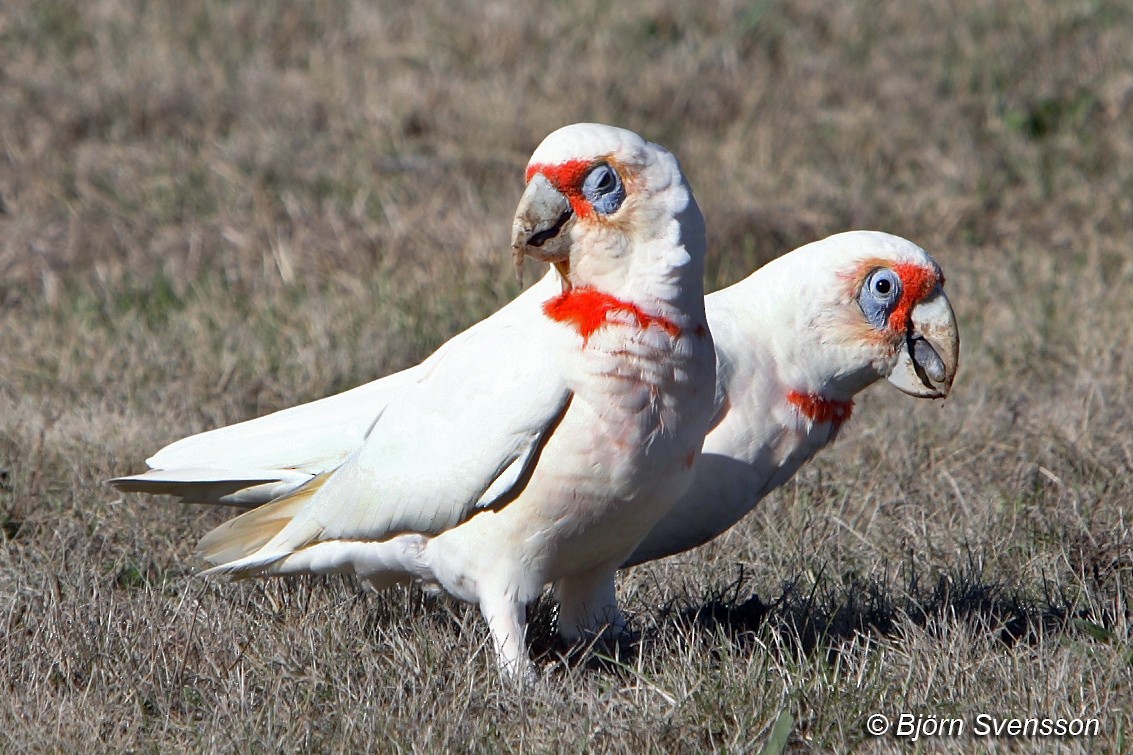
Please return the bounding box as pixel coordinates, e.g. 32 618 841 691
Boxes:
479 593 533 681
553 566 626 644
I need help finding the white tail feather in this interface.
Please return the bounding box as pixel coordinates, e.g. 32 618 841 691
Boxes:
109 467 311 507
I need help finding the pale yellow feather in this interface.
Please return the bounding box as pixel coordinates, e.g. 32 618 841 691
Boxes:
196 473 330 566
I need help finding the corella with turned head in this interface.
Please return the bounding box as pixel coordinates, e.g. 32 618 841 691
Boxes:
116 124 717 676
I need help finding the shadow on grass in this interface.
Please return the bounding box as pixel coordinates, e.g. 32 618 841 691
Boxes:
528 552 1127 674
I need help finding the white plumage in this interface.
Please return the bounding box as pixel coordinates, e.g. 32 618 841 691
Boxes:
115 147 960 667
504 231 959 630
116 123 717 675
623 229 959 562
117 231 956 548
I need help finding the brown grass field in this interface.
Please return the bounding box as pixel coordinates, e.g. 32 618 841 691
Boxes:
2 0 1132 751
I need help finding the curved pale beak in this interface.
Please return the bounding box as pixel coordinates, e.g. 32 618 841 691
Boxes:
887 285 959 398
511 173 575 271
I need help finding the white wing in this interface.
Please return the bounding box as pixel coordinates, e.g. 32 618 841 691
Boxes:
197 301 578 570
110 376 414 505
111 272 561 506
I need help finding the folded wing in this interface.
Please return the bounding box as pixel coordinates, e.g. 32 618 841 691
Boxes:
197 312 576 572
110 272 561 506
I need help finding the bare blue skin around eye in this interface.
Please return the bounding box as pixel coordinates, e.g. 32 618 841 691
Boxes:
582 164 626 215
859 268 902 329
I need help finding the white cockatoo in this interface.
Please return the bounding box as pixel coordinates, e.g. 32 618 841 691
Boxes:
622 230 958 567
115 123 718 675
115 172 958 656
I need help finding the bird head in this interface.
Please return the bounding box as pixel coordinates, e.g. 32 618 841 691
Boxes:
511 123 705 298
757 231 959 401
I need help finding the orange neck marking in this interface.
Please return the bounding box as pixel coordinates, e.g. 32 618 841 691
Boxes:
543 287 681 342
787 391 853 427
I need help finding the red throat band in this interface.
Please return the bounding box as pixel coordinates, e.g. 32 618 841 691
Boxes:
543 287 681 342
787 391 854 427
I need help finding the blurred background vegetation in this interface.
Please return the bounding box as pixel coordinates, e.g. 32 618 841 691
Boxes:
1 0 1131 750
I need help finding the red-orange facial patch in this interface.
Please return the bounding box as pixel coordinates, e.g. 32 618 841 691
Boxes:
525 158 595 219
846 257 941 334
525 155 626 220
888 262 940 332
543 286 681 342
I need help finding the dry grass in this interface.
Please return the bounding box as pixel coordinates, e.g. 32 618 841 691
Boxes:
2 0 1132 751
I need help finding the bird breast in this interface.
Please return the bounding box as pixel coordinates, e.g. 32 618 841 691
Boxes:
546 317 713 516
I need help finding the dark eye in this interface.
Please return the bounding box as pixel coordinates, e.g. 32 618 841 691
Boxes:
866 268 900 302
581 163 626 215
859 268 902 328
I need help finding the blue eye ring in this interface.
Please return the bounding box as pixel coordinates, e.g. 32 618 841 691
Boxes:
859 267 902 328
581 163 626 215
